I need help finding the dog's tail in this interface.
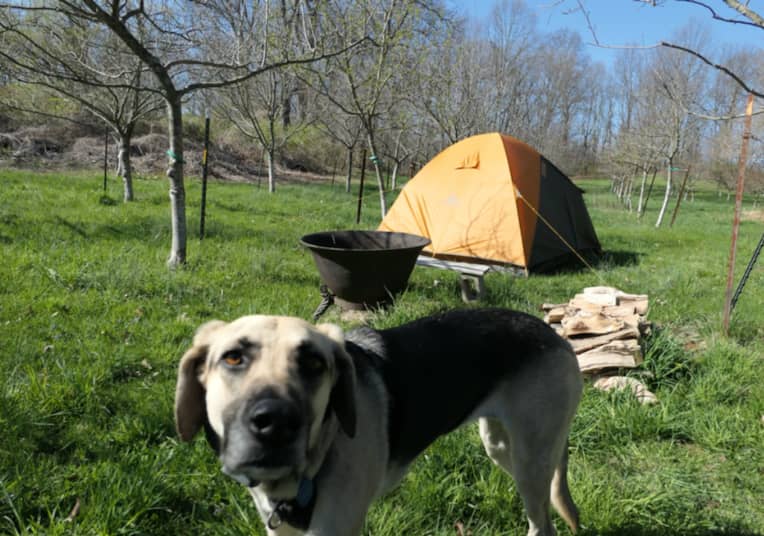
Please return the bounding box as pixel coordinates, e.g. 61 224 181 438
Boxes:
550 441 579 533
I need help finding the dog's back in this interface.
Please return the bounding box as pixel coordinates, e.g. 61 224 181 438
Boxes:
352 308 576 466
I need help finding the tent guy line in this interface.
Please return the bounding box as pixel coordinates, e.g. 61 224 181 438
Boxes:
514 186 606 284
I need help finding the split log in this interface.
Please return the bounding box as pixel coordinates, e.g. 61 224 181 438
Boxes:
592 376 658 404
567 298 608 312
602 304 637 317
617 314 642 330
629 299 649 315
544 286 649 375
541 302 568 312
562 312 625 337
583 286 648 302
574 292 617 306
544 307 566 323
576 339 643 373
568 326 640 354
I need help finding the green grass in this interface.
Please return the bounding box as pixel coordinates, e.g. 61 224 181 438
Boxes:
1 169 762 535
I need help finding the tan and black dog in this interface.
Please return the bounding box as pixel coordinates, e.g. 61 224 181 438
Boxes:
175 308 583 536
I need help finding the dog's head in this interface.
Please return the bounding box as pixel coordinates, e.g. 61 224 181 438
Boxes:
174 315 356 487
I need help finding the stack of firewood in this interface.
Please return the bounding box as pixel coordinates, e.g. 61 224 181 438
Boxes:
543 286 657 403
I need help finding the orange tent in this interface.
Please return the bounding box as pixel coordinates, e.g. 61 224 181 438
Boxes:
379 132 600 272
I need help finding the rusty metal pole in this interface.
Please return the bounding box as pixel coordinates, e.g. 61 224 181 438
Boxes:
722 94 754 334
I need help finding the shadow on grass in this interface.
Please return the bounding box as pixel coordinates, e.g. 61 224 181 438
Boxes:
531 249 640 276
582 525 762 536
54 215 89 237
49 213 313 247
597 249 641 268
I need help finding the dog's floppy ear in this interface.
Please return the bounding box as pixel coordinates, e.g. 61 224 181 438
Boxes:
317 323 357 438
174 320 226 441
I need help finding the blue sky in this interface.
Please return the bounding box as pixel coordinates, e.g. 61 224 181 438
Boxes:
451 0 762 66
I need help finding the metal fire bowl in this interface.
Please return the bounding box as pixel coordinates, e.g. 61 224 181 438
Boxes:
300 230 430 310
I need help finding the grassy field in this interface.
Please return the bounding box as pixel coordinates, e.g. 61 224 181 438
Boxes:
1 169 762 535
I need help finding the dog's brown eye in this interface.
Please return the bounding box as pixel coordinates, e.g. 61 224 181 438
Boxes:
299 352 325 375
222 350 244 367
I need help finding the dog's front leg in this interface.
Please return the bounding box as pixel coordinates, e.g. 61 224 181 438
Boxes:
302 488 371 536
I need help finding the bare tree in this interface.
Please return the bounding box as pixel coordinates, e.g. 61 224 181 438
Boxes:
413 16 488 143
644 0 763 99
304 0 450 219
376 106 418 191
703 48 763 195
314 106 364 193
654 25 708 226
0 9 162 201
564 0 762 99
217 67 314 193
484 0 539 140
0 0 365 267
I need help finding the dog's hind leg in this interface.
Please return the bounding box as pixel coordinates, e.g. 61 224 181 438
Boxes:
478 349 581 535
479 417 556 536
478 417 513 474
550 441 579 533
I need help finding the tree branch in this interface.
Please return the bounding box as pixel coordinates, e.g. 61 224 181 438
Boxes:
671 0 763 29
0 100 99 129
722 0 764 27
659 41 764 99
179 36 370 96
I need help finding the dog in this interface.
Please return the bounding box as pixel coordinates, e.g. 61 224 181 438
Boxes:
175 308 583 536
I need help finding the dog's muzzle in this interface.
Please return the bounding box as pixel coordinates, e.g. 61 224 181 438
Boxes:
249 397 301 445
221 395 306 486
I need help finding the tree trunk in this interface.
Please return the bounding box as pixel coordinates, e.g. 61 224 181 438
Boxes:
390 161 399 191
345 147 353 193
637 167 647 217
166 97 187 268
639 168 658 220
655 161 672 228
366 133 387 218
266 150 276 193
117 129 134 202
282 94 292 128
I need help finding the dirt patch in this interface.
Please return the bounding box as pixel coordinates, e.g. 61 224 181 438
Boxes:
742 210 764 222
1 126 334 185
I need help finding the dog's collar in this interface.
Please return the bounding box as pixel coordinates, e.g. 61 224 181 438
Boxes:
266 477 316 531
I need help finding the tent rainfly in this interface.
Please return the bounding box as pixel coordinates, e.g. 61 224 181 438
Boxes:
378 132 601 273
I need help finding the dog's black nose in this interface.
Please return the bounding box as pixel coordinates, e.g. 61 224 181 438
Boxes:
248 398 300 444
